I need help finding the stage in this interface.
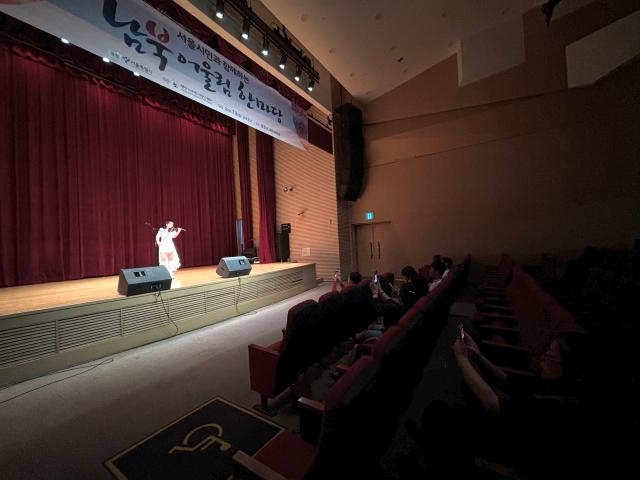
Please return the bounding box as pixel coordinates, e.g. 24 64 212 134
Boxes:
0 262 317 387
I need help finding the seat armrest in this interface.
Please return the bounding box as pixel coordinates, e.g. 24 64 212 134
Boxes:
297 397 325 445
232 450 287 480
329 364 349 381
248 344 281 396
297 397 325 414
248 344 280 356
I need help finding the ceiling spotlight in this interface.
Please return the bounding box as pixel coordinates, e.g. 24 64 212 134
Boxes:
279 54 287 70
102 56 110 63
307 79 314 92
261 36 269 56
60 37 70 44
133 71 141 77
215 0 224 19
241 17 250 40
294 66 302 82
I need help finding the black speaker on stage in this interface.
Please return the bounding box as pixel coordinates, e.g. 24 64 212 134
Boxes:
216 256 252 278
334 103 364 201
117 266 172 296
275 232 290 262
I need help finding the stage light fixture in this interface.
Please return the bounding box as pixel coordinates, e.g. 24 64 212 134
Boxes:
60 37 70 44
203 0 320 94
241 17 250 39
102 56 110 63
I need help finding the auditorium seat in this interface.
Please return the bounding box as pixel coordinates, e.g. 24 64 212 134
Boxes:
318 291 339 303
234 355 382 479
476 268 586 373
247 299 316 414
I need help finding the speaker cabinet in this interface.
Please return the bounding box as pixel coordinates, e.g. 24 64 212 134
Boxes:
275 232 290 262
333 103 364 201
117 266 172 296
216 256 252 278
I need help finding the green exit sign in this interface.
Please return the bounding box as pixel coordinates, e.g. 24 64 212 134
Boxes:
365 211 375 221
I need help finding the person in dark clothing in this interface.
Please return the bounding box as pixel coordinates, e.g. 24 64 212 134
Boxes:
401 265 418 282
404 331 595 478
332 271 362 292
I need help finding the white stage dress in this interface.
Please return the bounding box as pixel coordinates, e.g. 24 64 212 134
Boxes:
155 227 181 273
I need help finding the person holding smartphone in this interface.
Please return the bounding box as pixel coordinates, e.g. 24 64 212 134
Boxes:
331 271 362 292
405 329 592 477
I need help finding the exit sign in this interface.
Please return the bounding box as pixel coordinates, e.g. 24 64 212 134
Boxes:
365 211 375 221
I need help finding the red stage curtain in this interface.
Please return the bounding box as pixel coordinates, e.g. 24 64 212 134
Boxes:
0 46 236 287
256 132 277 263
236 122 253 249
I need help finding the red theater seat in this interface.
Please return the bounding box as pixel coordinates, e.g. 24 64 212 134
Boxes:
248 299 316 413
234 356 381 479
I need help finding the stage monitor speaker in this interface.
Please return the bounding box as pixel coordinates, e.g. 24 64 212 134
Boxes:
117 266 172 296
275 232 290 262
333 103 364 201
216 256 252 278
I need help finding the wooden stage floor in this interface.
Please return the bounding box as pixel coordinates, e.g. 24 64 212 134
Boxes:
0 263 308 317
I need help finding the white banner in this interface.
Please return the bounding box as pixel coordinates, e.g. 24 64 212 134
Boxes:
0 0 308 149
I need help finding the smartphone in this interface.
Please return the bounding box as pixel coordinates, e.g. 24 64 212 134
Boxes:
458 323 465 340
373 271 379 284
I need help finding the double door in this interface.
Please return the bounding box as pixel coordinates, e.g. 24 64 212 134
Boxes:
354 222 395 276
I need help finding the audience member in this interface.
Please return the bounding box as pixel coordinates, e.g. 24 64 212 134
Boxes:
401 265 418 282
332 271 362 292
442 257 453 279
405 331 593 477
400 264 428 298
428 261 446 291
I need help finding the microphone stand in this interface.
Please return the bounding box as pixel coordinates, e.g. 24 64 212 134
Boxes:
144 221 159 266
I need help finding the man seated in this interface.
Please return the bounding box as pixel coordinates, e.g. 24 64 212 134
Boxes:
428 261 446 291
332 271 362 292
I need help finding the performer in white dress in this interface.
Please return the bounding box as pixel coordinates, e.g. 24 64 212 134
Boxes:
155 220 183 276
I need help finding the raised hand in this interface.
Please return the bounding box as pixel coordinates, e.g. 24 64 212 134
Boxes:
463 333 480 359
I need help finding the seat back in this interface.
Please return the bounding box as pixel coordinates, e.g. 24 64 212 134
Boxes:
275 300 320 391
308 356 381 479
318 290 340 303
317 291 349 347
281 299 316 352
342 285 377 334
